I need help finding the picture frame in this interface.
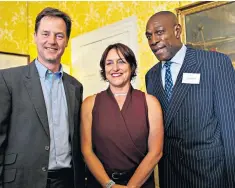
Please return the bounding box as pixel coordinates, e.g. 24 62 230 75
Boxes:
0 51 30 69
176 1 235 67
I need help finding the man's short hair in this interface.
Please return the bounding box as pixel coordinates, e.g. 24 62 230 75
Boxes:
35 7 72 39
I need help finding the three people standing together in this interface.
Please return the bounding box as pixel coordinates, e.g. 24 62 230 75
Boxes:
0 6 235 188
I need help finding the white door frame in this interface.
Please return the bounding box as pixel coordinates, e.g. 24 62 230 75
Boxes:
71 16 139 88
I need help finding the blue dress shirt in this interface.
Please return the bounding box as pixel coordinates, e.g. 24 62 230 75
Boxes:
35 59 71 170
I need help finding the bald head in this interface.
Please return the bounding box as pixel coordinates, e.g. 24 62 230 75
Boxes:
147 11 179 29
145 11 182 61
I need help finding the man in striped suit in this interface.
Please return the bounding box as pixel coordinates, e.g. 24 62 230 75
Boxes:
145 11 235 188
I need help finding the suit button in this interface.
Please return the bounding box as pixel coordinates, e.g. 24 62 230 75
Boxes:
45 146 50 151
42 167 47 172
184 118 189 122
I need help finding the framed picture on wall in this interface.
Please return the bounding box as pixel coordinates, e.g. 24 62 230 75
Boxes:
176 1 235 68
0 51 30 70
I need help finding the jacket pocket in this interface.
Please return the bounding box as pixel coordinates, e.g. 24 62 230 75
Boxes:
4 153 17 165
4 168 17 183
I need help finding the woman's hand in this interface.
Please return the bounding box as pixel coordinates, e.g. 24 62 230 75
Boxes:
112 185 138 188
112 185 128 188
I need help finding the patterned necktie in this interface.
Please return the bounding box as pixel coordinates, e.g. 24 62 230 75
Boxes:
164 61 173 101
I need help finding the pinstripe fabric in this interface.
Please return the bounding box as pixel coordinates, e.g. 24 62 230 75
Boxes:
145 48 235 188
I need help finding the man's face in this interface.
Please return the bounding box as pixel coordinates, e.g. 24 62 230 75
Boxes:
145 15 181 61
34 16 68 65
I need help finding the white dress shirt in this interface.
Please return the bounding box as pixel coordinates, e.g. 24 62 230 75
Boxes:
161 44 187 88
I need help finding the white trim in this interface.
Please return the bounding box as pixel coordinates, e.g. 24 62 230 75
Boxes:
71 16 140 88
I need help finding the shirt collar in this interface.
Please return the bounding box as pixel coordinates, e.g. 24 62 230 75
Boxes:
162 44 187 68
35 59 63 80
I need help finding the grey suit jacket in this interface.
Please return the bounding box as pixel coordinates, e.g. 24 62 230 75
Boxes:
146 48 235 188
0 61 85 188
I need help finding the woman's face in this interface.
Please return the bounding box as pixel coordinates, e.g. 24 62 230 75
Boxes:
105 48 132 88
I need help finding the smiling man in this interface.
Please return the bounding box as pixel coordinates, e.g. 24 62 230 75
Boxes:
0 7 84 188
145 11 235 188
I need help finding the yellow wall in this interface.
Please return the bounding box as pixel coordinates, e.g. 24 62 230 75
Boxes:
0 1 193 90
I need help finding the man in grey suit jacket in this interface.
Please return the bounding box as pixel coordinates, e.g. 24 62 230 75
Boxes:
0 7 85 188
145 11 235 188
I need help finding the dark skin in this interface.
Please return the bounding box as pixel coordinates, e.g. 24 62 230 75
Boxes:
145 11 183 61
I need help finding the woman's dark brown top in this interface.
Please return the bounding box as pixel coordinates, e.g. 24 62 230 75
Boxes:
88 87 155 187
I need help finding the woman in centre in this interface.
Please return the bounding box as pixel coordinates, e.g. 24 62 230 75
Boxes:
81 43 163 188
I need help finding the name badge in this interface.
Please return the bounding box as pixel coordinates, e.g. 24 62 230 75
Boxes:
182 73 200 84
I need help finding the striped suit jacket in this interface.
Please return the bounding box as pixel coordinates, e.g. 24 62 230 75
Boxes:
145 47 235 188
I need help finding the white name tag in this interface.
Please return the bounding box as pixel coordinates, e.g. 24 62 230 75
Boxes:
182 73 200 84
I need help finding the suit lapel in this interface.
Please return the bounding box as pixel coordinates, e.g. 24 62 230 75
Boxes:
152 63 169 113
165 48 202 131
63 74 75 139
23 61 50 137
